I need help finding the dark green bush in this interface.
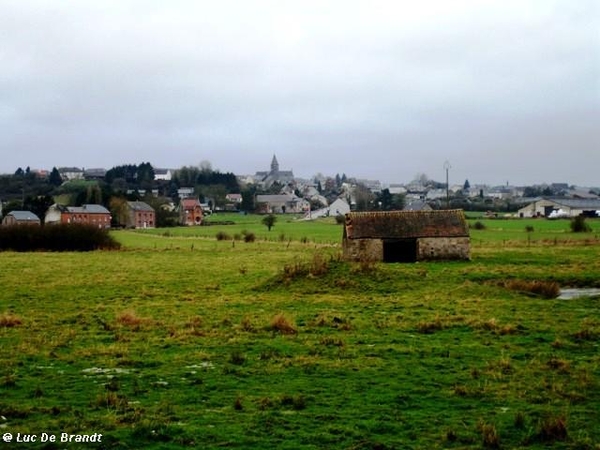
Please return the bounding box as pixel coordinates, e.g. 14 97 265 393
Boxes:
0 224 120 252
215 231 231 241
242 231 256 242
570 215 591 233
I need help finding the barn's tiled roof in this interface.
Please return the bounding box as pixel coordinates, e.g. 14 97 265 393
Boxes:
344 210 469 239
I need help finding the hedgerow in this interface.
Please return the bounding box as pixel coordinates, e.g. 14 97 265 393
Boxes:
0 224 120 251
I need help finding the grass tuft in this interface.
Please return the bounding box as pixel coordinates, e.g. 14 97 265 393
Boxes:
501 279 560 299
478 420 500 448
234 394 244 411
514 411 526 429
94 392 129 411
279 253 333 282
319 337 345 347
240 315 255 332
572 321 599 342
0 312 23 327
537 415 568 442
116 310 146 328
270 314 297 335
546 357 570 373
229 351 246 365
416 316 444 334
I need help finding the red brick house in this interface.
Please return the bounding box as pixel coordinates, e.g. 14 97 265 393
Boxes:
126 201 156 229
179 198 203 226
45 204 111 228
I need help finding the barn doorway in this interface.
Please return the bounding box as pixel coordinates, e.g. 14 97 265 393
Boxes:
383 239 417 263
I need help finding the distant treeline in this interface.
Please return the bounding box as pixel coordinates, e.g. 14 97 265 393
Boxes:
0 224 121 252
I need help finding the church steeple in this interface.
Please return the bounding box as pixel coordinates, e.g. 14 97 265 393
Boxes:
270 155 279 174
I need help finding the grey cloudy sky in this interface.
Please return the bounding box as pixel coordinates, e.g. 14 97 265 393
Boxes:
1 0 598 186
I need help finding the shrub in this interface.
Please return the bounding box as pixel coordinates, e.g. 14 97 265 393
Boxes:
262 214 277 231
242 231 255 242
0 224 120 252
570 216 591 233
525 225 534 232
335 215 345 225
215 231 231 241
471 221 486 230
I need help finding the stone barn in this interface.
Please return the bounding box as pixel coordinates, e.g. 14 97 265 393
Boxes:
342 210 470 262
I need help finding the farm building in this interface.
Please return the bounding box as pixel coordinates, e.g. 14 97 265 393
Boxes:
517 198 600 218
342 210 470 262
2 211 41 226
255 194 310 214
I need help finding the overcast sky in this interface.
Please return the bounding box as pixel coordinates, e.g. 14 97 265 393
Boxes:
1 1 598 186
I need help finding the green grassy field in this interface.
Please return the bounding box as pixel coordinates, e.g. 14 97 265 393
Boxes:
1 216 599 449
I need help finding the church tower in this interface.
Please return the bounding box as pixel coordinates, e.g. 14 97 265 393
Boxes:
270 155 279 175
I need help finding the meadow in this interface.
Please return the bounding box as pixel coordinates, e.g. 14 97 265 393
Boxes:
0 215 599 449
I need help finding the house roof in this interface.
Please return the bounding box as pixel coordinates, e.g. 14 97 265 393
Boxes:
66 204 110 214
7 211 40 221
84 168 106 177
256 194 296 203
547 198 600 209
127 201 155 212
181 198 202 208
226 193 242 200
344 210 469 239
404 200 432 211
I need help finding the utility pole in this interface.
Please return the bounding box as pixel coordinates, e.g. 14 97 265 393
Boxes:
444 161 451 209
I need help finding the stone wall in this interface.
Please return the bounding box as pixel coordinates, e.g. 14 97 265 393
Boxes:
416 237 470 261
344 236 470 262
343 238 383 261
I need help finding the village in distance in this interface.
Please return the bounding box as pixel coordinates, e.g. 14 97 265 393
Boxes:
1 155 599 228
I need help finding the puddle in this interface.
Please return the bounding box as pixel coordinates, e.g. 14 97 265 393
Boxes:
558 288 600 300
